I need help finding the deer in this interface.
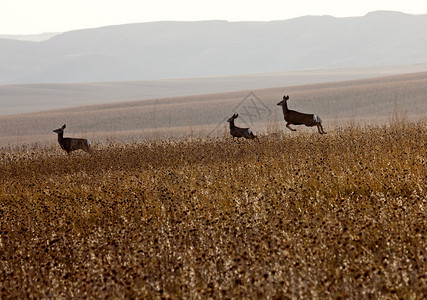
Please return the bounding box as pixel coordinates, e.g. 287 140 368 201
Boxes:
53 124 92 154
277 95 326 134
227 114 257 140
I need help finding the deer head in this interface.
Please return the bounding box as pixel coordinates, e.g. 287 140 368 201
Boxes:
277 95 289 106
227 114 238 123
53 124 66 134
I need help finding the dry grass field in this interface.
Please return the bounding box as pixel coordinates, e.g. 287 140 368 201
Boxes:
1 120 426 298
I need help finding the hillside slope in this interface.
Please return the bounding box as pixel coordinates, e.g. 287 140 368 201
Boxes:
2 64 427 116
1 71 426 147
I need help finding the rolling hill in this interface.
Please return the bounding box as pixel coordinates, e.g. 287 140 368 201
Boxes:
1 70 426 147
0 11 426 84
2 64 427 116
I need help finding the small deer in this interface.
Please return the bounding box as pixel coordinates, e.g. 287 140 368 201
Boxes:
53 124 92 154
277 95 326 134
227 114 257 140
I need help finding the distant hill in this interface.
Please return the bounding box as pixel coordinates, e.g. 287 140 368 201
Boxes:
0 11 426 84
0 32 60 42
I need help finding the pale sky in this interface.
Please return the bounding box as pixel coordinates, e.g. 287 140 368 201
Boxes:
1 0 427 35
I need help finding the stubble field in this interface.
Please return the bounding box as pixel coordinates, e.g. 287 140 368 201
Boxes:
1 121 426 298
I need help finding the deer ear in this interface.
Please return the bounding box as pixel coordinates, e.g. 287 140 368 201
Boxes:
235 114 238 118
62 124 66 129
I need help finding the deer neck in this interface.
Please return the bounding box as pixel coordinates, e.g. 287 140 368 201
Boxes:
229 120 236 130
57 132 64 143
282 102 289 115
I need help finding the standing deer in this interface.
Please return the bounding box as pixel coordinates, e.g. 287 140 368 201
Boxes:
53 124 92 154
227 114 257 140
277 95 326 134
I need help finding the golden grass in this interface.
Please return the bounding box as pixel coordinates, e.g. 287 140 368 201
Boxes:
1 122 426 298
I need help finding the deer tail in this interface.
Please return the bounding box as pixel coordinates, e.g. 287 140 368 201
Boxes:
314 115 322 123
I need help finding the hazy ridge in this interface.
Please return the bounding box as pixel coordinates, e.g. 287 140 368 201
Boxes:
0 32 60 42
1 11 426 84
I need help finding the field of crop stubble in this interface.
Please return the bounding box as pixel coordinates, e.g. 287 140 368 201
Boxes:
1 120 426 298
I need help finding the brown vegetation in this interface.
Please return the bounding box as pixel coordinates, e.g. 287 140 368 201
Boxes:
1 121 426 298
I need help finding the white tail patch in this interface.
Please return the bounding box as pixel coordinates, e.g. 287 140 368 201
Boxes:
314 115 322 123
248 128 253 135
87 140 91 147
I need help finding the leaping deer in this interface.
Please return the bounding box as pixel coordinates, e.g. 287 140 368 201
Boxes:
53 124 92 154
227 114 257 140
277 95 326 134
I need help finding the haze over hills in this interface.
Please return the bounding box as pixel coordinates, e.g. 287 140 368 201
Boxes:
0 32 60 42
1 11 426 84
2 64 427 116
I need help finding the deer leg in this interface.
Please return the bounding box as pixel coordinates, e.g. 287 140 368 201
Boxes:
318 123 326 134
286 123 297 131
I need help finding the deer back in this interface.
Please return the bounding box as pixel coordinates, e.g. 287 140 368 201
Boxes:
231 127 256 139
61 138 91 153
285 110 316 126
